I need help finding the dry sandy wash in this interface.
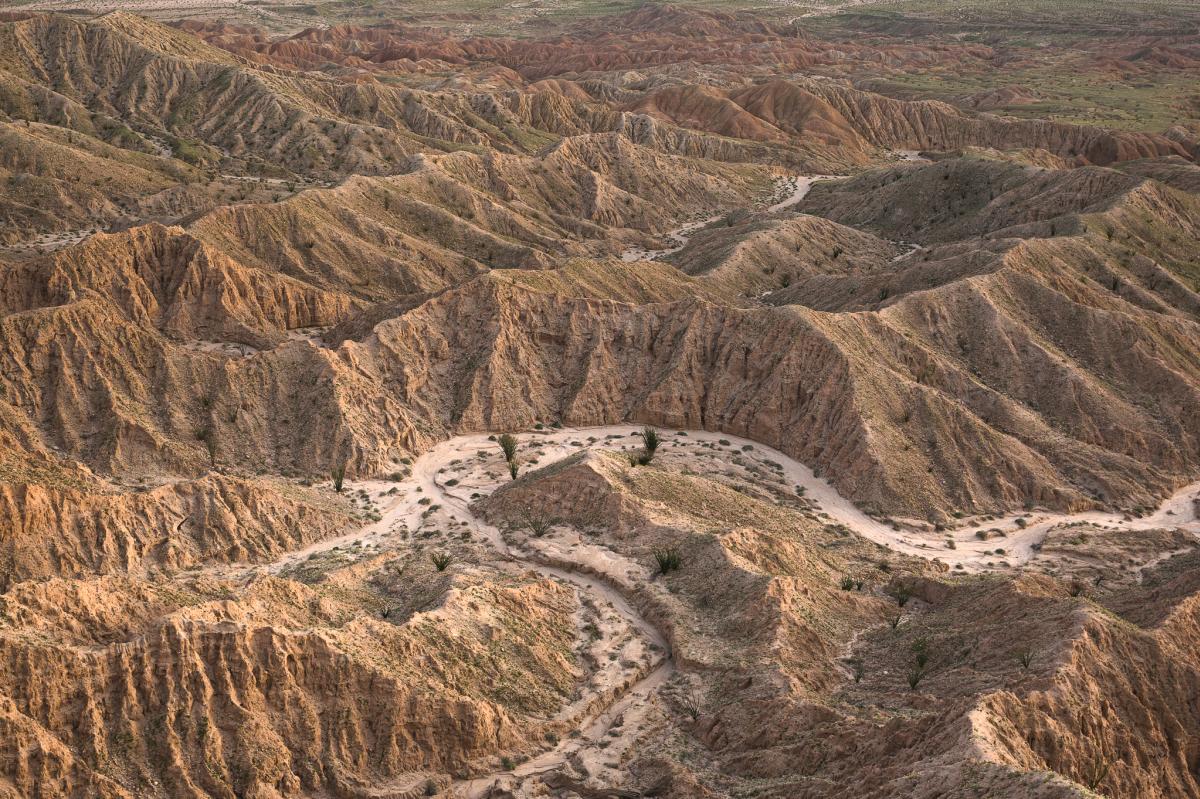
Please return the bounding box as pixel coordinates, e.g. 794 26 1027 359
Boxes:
1 3 1200 798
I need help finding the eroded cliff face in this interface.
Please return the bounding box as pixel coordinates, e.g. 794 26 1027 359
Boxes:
4 175 1200 518
0 475 351 588
0 571 581 799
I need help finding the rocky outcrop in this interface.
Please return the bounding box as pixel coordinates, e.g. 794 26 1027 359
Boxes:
0 572 581 798
1 224 357 346
0 474 351 587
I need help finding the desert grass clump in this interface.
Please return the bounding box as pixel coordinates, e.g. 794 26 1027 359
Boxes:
1018 649 1034 670
907 668 924 691
840 575 856 591
653 547 682 575
431 552 453 572
332 463 346 493
508 461 519 481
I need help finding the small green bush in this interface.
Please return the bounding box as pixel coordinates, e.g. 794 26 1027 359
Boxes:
653 547 682 575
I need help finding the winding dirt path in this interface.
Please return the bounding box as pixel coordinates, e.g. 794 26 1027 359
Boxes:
618 173 836 263
767 174 834 212
619 214 722 262
391 425 1200 574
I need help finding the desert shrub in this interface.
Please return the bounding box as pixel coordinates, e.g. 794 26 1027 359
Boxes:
637 426 661 464
912 638 929 668
498 433 518 462
525 512 557 537
430 552 452 571
1085 756 1110 791
678 686 704 720
332 464 346 493
653 547 682 575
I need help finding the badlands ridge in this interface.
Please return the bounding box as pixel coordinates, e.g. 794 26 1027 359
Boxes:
0 4 1199 798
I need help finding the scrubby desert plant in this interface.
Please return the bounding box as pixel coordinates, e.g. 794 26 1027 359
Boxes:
912 638 929 668
498 433 518 463
431 552 452 571
1084 755 1110 791
332 463 346 492
640 426 660 458
525 511 557 538
653 547 682 574
840 575 855 591
907 668 924 690
678 686 704 720
508 461 519 481
1018 649 1034 670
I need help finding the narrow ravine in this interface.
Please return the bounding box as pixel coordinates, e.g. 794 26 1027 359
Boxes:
618 172 834 263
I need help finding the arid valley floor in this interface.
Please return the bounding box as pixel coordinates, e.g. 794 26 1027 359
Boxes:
1 1 1200 797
